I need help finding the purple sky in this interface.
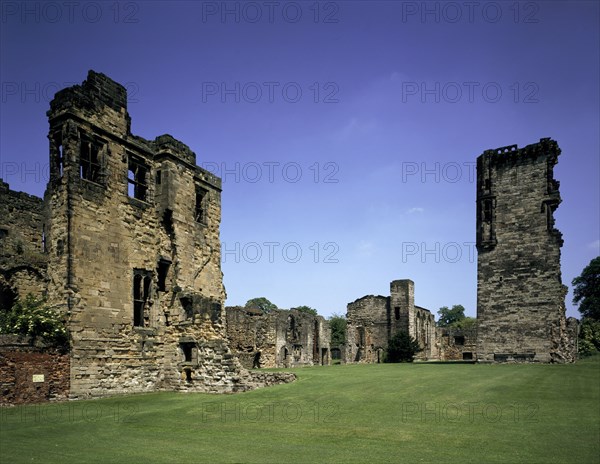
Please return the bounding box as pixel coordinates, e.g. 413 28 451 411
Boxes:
1 1 598 319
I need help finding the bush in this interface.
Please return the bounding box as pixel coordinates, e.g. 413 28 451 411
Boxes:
579 318 600 357
386 331 422 363
0 294 69 350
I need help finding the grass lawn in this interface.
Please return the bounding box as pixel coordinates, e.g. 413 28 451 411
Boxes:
1 355 598 464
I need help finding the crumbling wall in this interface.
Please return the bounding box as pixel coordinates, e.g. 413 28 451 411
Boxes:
0 180 47 306
346 280 439 362
476 138 576 363
226 307 331 368
439 327 477 361
37 70 288 398
0 335 69 404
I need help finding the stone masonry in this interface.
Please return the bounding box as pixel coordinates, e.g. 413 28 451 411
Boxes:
345 280 438 362
476 138 577 363
226 306 331 368
0 70 294 401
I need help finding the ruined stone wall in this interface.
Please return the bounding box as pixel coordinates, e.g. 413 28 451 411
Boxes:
226 307 331 368
0 180 47 307
0 335 69 404
439 327 477 361
346 280 439 362
345 296 389 363
37 70 280 398
476 138 575 363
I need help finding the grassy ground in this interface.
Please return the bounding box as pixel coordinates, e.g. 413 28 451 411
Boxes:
1 356 598 464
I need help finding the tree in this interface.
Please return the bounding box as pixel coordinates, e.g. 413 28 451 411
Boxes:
386 331 422 363
578 318 600 357
245 297 277 314
452 316 477 331
436 304 466 327
329 313 347 346
294 305 318 316
572 256 600 321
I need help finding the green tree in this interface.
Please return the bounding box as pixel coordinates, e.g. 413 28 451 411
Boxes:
0 294 69 350
452 316 477 331
437 304 466 327
329 313 347 346
245 297 278 314
294 305 318 316
386 331 422 363
572 256 600 321
578 318 600 357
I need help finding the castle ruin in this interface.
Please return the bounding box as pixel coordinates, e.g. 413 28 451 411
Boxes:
226 307 331 368
0 70 293 402
476 138 578 362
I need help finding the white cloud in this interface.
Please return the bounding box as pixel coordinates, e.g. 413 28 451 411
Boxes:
588 239 600 251
407 207 424 214
334 117 378 141
356 240 375 258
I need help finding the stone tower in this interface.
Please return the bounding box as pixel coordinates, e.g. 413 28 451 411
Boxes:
476 138 577 363
42 71 262 396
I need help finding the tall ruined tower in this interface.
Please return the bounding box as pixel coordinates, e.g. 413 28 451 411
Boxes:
42 71 257 396
476 138 576 363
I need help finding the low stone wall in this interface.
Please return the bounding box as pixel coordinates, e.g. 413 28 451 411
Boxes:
0 335 69 404
248 371 296 388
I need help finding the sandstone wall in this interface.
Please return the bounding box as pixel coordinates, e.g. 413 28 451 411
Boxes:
226 307 331 368
476 138 576 363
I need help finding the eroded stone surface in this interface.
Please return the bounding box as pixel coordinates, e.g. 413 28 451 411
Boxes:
226 307 331 368
476 139 577 363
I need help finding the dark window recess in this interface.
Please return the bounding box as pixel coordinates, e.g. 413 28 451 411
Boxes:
56 239 64 256
484 178 491 191
184 368 192 382
0 282 17 311
156 170 162 185
128 156 148 201
180 296 193 320
0 228 8 240
483 199 493 222
54 134 64 177
80 137 102 182
180 342 195 362
195 188 208 223
162 209 174 237
462 352 473 360
133 270 152 327
157 259 171 292
454 336 465 346
394 306 400 320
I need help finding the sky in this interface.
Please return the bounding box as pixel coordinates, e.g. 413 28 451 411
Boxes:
1 1 598 319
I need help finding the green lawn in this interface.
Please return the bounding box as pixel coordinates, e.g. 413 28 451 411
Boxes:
1 356 599 464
